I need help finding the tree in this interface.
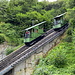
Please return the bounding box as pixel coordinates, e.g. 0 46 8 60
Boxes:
66 0 75 9
0 0 8 22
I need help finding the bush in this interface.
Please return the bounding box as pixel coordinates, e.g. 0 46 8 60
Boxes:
9 38 23 46
6 47 14 55
54 53 67 68
33 65 56 75
65 36 72 42
0 35 5 44
67 28 72 36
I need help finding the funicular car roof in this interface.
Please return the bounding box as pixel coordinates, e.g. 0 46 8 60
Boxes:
25 21 46 31
54 13 66 19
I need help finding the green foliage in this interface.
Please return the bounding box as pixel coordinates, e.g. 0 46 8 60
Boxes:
6 43 24 55
54 52 67 68
0 22 22 46
33 41 75 75
45 0 64 10
33 65 56 75
72 29 75 44
65 36 72 42
0 0 8 22
16 11 44 26
66 0 75 8
6 47 14 55
66 8 75 28
67 28 72 36
0 34 10 43
0 35 5 44
70 18 75 28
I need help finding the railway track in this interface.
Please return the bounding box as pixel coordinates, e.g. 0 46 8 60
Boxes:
0 28 55 72
0 24 68 75
0 46 28 70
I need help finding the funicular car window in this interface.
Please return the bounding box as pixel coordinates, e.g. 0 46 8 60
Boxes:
25 31 30 38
